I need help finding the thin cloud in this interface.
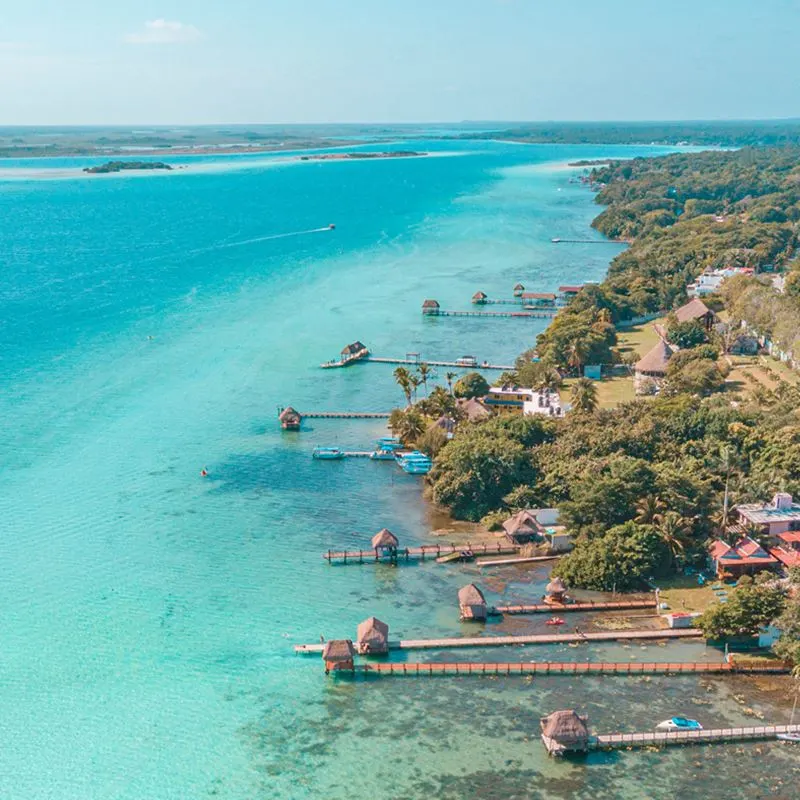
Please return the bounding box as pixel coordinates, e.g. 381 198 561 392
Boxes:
125 19 203 45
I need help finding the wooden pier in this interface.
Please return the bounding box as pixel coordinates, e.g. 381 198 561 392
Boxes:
364 357 515 370
335 659 790 678
493 599 657 615
294 627 702 654
300 412 391 419
426 309 558 319
592 723 800 750
477 555 561 567
323 542 520 564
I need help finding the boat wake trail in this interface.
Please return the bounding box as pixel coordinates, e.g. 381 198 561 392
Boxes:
216 226 334 251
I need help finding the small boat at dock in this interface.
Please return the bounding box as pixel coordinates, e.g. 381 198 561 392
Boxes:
545 617 565 626
396 450 433 474
312 446 345 460
777 733 800 742
656 717 702 731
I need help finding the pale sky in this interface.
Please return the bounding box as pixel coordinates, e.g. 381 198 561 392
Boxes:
1 0 799 125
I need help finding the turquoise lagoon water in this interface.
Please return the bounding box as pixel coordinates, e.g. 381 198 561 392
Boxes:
1 141 798 799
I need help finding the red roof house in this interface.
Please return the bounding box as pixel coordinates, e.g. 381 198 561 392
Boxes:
708 537 778 578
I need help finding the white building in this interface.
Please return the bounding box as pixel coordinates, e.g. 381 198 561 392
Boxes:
687 267 753 298
522 389 567 418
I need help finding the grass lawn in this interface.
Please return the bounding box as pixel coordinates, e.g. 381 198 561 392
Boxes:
760 355 800 386
656 574 717 613
563 374 636 409
616 316 668 361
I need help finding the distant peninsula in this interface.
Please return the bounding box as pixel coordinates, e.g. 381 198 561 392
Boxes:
567 159 612 167
297 151 425 162
83 161 172 174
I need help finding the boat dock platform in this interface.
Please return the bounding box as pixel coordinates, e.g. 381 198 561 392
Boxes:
591 723 800 751
295 627 702 654
324 542 520 564
363 357 514 370
300 412 391 419
332 659 789 678
425 309 558 319
493 599 657 615
477 555 561 567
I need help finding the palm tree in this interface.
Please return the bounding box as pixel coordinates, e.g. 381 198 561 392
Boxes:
445 371 457 395
393 367 413 407
417 363 432 396
716 444 740 535
655 512 691 568
567 337 591 376
396 409 426 445
409 374 422 402
635 495 667 525
570 377 598 414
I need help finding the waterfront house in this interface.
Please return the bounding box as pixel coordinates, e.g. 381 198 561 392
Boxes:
502 510 543 545
371 528 399 557
356 617 389 654
522 388 566 417
322 639 355 673
736 493 800 536
484 385 535 413
540 710 590 756
708 537 778 579
558 285 584 303
673 297 717 330
513 283 525 297
458 583 487 621
472 291 488 305
522 292 557 308
457 397 492 422
634 339 674 393
422 299 441 315
278 406 302 430
544 576 567 604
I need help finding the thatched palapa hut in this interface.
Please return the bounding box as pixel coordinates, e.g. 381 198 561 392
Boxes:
322 639 355 673
544 576 567 604
457 397 491 422
502 510 542 545
371 528 399 558
540 710 590 756
458 583 487 621
341 341 369 361
356 616 390 654
513 283 525 297
472 291 488 305
278 406 302 430
634 339 673 392
422 299 441 315
673 297 716 330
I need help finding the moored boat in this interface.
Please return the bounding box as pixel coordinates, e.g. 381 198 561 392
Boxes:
656 717 703 731
312 446 345 460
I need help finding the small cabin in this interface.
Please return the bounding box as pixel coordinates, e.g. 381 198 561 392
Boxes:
356 616 389 654
341 341 369 360
422 299 441 316
278 406 302 430
472 291 488 305
544 576 567 604
540 710 590 756
513 283 525 297
458 583 487 622
322 639 355 673
371 528 399 558
502 510 542 545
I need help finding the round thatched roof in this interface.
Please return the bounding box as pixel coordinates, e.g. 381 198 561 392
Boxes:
546 576 567 594
371 528 399 549
357 616 389 643
458 583 486 606
540 710 589 742
322 639 355 661
635 339 673 375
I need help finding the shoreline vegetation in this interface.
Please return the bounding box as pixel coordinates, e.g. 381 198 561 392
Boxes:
384 144 800 664
297 151 424 161
83 160 172 174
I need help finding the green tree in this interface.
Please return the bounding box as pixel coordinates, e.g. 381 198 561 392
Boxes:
697 580 786 640
635 495 667 525
394 409 426 446
553 522 668 592
654 511 691 568
393 367 413 407
417 363 432 395
445 371 458 395
665 358 726 397
667 320 708 349
453 372 490 400
570 378 598 414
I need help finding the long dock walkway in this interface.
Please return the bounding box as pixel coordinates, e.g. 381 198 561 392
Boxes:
324 542 520 564
339 660 789 678
493 599 657 615
294 627 702 654
364 357 514 370
301 412 391 419
592 723 800 751
427 309 557 319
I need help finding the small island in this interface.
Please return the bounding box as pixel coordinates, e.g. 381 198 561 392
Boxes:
83 161 173 174
298 151 425 162
567 159 612 167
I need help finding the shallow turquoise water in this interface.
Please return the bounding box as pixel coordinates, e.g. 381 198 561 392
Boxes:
2 141 797 799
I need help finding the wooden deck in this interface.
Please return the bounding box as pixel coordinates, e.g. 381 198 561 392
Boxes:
425 309 558 319
493 599 657 615
294 627 702 654
592 723 800 750
324 542 520 564
300 412 391 419
339 660 790 678
364 357 514 370
477 555 561 567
